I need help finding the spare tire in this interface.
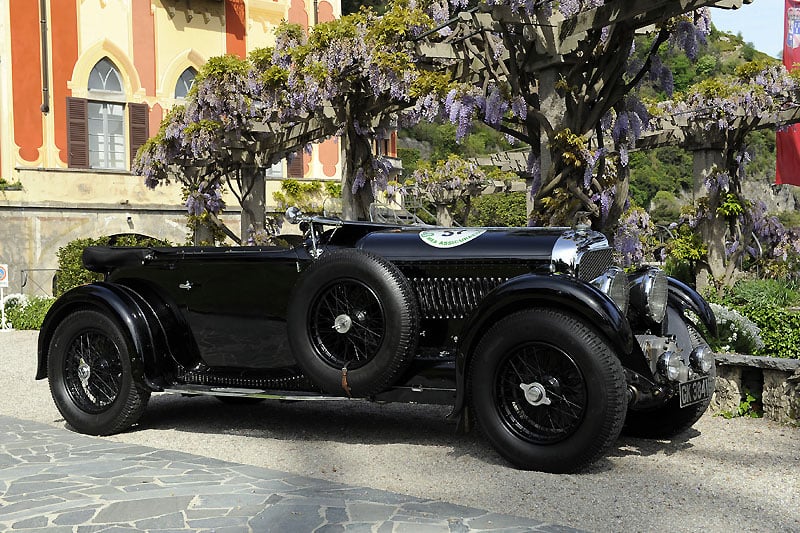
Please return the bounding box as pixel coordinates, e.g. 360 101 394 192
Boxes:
287 249 419 396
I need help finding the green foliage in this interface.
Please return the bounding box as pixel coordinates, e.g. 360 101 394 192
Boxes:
695 55 717 78
777 209 800 229
273 179 338 214
193 54 250 90
54 235 170 297
649 191 682 225
397 147 420 179
716 193 748 218
54 237 108 296
400 121 512 165
712 279 800 359
670 53 696 93
725 278 800 308
2 295 55 330
662 257 696 287
466 192 527 227
736 305 800 359
628 147 692 211
665 226 707 262
720 389 763 419
0 177 22 190
183 119 221 137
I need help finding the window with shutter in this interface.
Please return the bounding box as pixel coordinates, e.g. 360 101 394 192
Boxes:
288 151 304 178
66 97 89 168
128 103 149 167
85 58 127 170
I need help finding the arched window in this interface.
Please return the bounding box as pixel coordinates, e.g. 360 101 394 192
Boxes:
88 57 123 93
87 58 125 169
174 67 197 99
66 57 148 171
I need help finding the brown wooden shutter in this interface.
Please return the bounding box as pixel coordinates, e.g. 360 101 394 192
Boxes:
128 102 149 168
287 150 304 178
66 97 89 168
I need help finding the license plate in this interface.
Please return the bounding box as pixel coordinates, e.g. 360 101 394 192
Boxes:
679 377 711 408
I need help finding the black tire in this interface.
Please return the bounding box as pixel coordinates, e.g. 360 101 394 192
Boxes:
287 249 419 396
623 323 715 438
47 309 150 435
469 309 627 473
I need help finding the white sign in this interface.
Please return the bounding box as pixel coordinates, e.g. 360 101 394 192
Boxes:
0 264 7 288
419 229 486 249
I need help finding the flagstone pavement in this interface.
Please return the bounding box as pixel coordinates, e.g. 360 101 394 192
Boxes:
0 415 580 532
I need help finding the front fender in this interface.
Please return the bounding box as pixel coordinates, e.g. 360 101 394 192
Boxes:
667 277 717 336
452 274 636 417
459 274 633 357
37 282 167 390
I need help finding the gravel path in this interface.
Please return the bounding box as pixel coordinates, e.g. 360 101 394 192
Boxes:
3 330 798 532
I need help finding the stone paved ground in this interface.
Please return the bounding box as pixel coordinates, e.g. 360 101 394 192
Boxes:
0 415 578 533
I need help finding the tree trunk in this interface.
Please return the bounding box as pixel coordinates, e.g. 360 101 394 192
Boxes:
239 167 266 240
192 222 215 246
340 121 375 221
434 203 454 227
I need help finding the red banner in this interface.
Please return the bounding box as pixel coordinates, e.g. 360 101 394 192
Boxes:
776 0 800 185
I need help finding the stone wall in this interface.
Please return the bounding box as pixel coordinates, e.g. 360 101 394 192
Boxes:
711 353 800 425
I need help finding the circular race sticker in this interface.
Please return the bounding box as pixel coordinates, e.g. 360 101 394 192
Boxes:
419 229 486 248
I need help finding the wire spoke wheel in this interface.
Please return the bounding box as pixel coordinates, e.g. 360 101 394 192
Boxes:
310 280 386 370
63 331 123 413
495 343 588 444
469 309 626 473
287 249 418 396
48 309 149 436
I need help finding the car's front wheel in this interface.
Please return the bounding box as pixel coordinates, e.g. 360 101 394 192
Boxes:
469 309 627 473
47 309 149 435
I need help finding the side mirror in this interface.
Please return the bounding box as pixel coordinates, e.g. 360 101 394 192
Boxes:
285 206 303 224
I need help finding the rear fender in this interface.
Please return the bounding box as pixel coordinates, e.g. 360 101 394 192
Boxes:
37 282 170 390
452 274 637 415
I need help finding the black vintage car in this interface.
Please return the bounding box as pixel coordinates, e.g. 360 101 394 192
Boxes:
37 209 716 473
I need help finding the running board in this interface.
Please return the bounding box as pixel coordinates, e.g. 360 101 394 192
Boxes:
163 384 356 402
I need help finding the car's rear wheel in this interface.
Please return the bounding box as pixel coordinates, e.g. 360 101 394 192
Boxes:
469 309 627 473
287 249 419 396
47 309 149 435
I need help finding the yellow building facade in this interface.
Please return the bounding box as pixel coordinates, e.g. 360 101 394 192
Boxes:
0 0 341 295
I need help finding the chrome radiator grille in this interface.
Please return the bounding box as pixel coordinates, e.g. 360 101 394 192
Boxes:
576 248 614 281
411 277 507 319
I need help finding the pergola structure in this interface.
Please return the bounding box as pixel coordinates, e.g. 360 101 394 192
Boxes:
164 0 760 239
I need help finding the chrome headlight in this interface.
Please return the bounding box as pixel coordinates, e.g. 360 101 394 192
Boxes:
690 344 715 374
658 351 685 382
628 267 669 323
591 267 629 314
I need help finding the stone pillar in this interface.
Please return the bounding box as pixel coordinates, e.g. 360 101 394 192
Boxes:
711 365 742 415
762 369 800 424
690 146 726 291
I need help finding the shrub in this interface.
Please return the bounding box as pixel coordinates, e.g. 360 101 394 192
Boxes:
709 303 765 355
2 294 54 330
54 234 170 297
725 278 800 308
466 191 527 227
54 237 108 296
738 305 800 359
